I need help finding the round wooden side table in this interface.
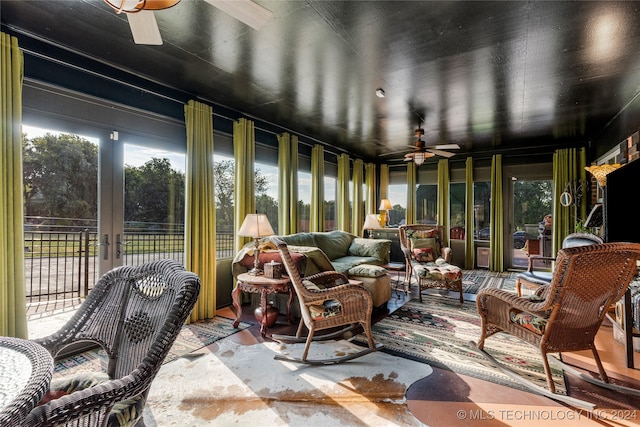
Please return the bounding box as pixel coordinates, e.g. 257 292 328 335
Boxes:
232 272 295 337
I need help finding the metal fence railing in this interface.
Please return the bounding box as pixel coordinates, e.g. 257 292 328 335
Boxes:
24 223 236 306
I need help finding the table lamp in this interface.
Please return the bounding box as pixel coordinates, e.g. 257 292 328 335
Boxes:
238 213 275 275
378 199 393 227
363 214 382 238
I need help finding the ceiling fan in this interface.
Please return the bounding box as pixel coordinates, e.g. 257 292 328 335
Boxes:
381 127 460 166
104 0 274 45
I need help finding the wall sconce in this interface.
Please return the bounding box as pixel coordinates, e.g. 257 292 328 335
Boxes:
237 213 275 275
362 214 382 238
378 199 393 227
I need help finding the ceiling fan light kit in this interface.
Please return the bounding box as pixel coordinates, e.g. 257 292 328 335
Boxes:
106 0 273 46
104 0 181 14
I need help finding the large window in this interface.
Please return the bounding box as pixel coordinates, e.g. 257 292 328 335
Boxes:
474 181 491 241
255 160 279 234
388 183 407 226
416 184 437 224
298 170 311 232
324 174 336 231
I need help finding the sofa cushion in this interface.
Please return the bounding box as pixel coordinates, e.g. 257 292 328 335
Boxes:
279 233 316 247
313 231 355 260
332 256 381 275
349 237 390 261
348 264 388 278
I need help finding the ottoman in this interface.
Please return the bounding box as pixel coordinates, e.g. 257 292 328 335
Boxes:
347 264 391 308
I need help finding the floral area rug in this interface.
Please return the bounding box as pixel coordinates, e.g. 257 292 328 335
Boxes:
461 269 518 295
53 316 250 377
353 296 566 394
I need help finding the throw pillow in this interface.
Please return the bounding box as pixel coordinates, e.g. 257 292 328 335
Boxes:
413 247 435 262
410 237 438 257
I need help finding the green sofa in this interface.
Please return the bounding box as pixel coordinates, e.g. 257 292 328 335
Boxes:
232 230 392 310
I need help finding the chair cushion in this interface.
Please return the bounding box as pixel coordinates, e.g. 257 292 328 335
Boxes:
412 260 462 281
510 310 547 334
44 372 145 427
516 271 553 286
308 300 342 320
302 279 322 291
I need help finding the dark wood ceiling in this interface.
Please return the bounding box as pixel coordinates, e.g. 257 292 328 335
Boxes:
3 0 640 164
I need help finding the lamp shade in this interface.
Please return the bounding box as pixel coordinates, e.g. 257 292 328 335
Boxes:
363 214 382 231
238 214 275 238
379 199 393 211
413 152 426 166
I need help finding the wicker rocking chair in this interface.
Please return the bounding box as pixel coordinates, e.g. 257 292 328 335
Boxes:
270 236 382 364
24 259 201 427
399 224 463 303
476 243 640 399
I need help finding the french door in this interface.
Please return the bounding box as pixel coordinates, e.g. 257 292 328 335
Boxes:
22 124 185 302
505 164 553 269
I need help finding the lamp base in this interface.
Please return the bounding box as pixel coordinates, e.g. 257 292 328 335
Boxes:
247 267 264 276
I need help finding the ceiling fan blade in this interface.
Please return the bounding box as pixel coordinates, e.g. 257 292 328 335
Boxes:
433 144 460 150
427 148 456 158
380 149 412 157
204 0 273 30
127 11 163 45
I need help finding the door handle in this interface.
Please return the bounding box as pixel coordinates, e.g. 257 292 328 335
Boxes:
116 234 131 259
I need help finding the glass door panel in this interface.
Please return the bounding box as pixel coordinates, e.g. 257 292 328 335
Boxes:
122 142 186 266
511 179 552 268
22 125 100 304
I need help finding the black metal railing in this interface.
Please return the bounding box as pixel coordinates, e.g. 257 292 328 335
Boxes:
24 218 235 305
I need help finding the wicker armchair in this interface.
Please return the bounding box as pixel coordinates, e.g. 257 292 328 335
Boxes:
24 259 201 427
515 232 603 296
399 224 463 303
270 236 381 364
477 243 640 393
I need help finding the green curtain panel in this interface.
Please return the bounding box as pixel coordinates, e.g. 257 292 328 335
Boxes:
406 162 417 225
351 159 364 236
184 99 217 321
234 118 256 252
365 163 377 215
0 32 28 338
490 154 504 272
336 154 350 232
552 147 586 254
464 157 475 269
379 164 389 200
310 144 325 232
277 132 298 235
437 159 450 247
